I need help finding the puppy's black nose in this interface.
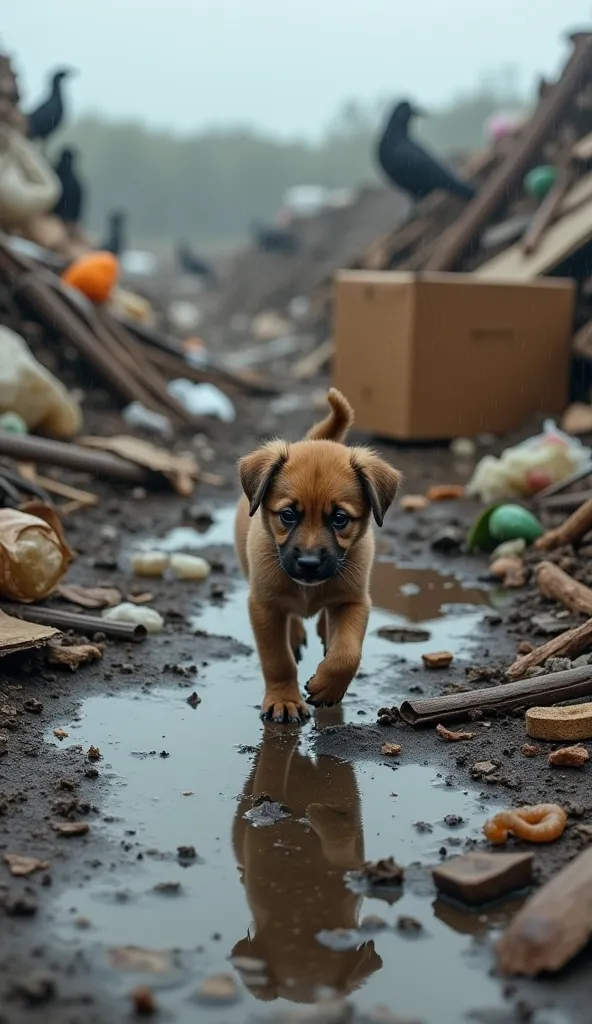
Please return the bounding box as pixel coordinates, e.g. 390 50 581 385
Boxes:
295 553 322 574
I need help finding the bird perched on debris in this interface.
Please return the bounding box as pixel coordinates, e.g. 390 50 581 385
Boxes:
27 68 76 142
377 100 476 202
52 147 84 225
251 222 298 254
101 210 127 256
176 241 217 285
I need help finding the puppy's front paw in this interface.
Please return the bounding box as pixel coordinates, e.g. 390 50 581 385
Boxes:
260 691 311 725
305 671 350 708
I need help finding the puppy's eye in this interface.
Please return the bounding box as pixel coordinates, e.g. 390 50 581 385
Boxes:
332 509 350 530
279 507 297 527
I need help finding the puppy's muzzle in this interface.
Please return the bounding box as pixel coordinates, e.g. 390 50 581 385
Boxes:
280 546 341 585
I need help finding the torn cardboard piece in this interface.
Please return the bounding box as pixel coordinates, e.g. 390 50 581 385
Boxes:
0 608 58 656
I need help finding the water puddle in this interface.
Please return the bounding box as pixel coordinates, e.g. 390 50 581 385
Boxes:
49 684 509 1023
59 505 518 1020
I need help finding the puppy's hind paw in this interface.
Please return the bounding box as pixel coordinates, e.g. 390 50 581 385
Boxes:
260 696 311 725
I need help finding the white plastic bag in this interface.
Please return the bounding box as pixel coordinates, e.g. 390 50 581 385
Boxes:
0 327 82 439
467 420 591 503
166 379 235 423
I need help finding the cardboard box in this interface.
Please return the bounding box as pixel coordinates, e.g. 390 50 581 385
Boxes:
333 271 575 440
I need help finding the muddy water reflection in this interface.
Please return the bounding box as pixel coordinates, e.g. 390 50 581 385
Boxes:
49 680 508 1023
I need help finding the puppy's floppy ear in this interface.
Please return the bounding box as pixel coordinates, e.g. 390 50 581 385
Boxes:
238 440 289 517
351 448 402 527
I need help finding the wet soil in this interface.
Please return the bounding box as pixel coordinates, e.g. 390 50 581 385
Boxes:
2 390 592 1024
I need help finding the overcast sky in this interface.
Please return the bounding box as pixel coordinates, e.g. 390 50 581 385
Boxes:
3 1 592 139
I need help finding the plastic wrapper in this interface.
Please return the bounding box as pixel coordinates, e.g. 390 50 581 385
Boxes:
0 504 72 602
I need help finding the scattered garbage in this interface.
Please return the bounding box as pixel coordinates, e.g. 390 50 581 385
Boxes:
166 380 235 423
467 503 544 553
0 326 82 439
0 505 72 601
169 553 211 580
102 602 164 634
131 552 170 578
122 402 173 439
467 423 591 504
62 251 120 304
483 804 567 845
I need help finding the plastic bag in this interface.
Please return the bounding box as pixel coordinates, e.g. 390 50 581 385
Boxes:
0 326 82 439
166 380 235 423
467 421 591 504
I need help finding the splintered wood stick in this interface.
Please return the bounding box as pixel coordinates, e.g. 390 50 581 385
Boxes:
506 616 592 681
397 665 592 726
535 561 592 617
535 497 592 551
496 848 592 976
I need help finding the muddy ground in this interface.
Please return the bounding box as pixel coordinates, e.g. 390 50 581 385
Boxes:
2 386 592 1024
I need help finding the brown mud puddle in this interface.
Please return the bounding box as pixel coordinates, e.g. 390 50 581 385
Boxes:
44 509 526 1023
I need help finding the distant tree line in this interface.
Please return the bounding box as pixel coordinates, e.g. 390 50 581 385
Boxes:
53 68 526 249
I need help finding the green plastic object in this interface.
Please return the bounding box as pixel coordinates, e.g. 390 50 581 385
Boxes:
0 411 28 435
489 504 544 544
524 165 558 201
467 503 543 553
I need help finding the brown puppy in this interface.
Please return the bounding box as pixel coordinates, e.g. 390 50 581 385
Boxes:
235 388 401 723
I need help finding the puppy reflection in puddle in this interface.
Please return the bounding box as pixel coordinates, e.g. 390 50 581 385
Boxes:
231 715 382 1002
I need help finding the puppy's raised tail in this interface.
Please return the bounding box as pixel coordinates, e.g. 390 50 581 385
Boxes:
305 388 354 443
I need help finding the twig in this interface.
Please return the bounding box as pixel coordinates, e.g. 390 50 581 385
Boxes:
535 561 592 616
507 617 592 681
535 496 592 550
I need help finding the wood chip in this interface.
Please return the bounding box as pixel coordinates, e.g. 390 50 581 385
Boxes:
436 723 474 742
423 651 454 669
48 643 103 670
381 743 402 756
526 703 592 741
109 947 173 974
3 854 50 877
400 495 430 512
548 744 590 767
53 728 68 739
433 851 533 906
496 847 592 975
196 974 239 1005
522 743 541 757
57 584 122 609
52 822 90 837
425 484 465 501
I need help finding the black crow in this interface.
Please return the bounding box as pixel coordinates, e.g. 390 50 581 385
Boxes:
251 222 298 254
27 68 76 142
377 100 476 201
53 147 84 224
176 241 217 284
101 210 126 256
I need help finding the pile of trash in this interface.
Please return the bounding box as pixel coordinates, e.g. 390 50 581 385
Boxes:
307 31 592 359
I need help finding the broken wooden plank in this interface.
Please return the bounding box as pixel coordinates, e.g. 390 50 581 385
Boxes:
521 164 576 255
496 847 592 975
535 560 592 616
397 664 592 726
428 33 592 271
507 617 592 680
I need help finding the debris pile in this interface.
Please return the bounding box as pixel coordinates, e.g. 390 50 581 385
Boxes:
308 32 592 368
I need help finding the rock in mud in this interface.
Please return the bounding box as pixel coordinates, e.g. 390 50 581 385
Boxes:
423 651 454 670
52 821 90 837
349 857 404 887
470 761 498 779
3 853 49 877
396 915 423 935
381 743 402 757
548 744 590 767
432 851 533 905
10 971 56 1005
177 845 197 863
131 986 157 1015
